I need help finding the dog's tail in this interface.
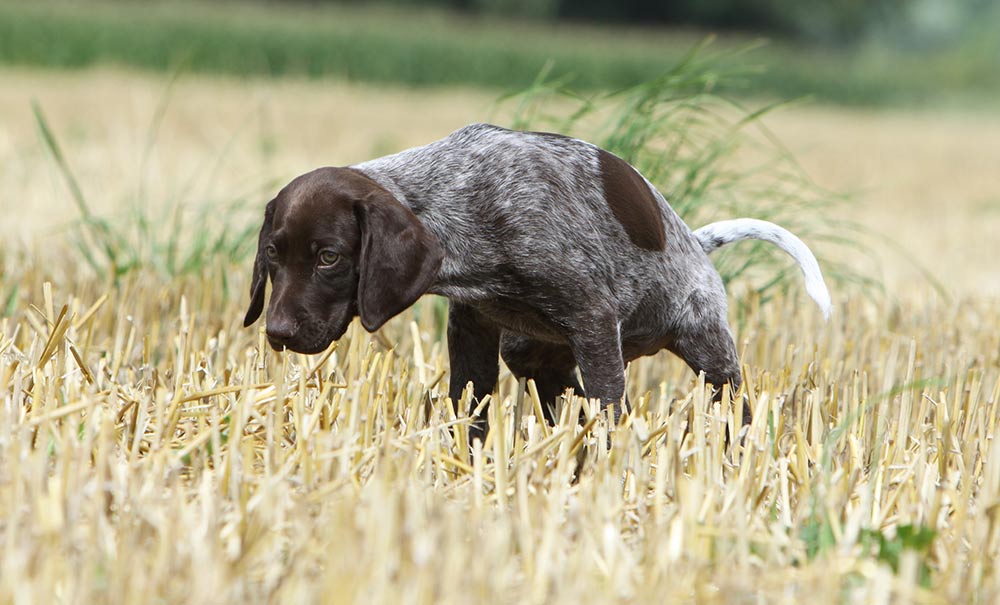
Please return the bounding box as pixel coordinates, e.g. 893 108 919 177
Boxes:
693 218 832 319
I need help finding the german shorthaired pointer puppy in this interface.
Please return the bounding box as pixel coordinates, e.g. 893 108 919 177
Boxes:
244 123 831 438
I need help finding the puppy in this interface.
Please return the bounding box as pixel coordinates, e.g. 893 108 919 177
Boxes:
244 123 831 437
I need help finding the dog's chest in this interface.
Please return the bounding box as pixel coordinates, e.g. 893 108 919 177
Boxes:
472 298 567 343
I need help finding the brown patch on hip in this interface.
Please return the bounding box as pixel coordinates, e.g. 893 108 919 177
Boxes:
597 149 666 252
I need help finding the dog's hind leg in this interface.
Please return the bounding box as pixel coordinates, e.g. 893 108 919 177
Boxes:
500 333 583 426
447 302 501 443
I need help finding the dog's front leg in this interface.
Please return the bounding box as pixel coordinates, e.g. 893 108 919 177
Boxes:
446 302 501 444
568 316 627 426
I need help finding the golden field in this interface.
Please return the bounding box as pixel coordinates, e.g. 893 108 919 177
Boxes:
1 68 999 603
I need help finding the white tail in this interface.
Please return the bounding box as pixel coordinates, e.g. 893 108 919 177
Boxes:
693 218 832 319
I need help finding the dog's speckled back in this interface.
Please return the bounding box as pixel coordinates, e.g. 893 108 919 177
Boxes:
353 123 726 350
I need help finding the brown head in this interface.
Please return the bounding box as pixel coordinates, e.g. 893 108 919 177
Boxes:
243 167 443 354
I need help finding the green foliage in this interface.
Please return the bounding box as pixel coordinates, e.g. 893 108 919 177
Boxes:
801 514 936 589
31 99 261 282
554 0 906 43
500 41 880 304
0 0 997 106
293 0 980 48
0 1 676 92
860 524 937 588
1 283 17 319
799 514 837 561
468 0 558 20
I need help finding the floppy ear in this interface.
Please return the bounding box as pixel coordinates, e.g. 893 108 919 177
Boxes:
356 191 443 332
243 200 276 327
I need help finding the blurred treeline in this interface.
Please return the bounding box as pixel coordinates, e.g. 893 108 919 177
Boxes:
297 0 994 46
0 0 997 106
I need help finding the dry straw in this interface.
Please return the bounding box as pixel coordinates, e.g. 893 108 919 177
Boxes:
1 262 998 604
3 53 997 603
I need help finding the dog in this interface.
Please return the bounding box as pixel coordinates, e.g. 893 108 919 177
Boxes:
243 123 831 438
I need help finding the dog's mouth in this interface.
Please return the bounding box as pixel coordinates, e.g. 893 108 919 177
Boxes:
268 338 330 355
266 318 351 355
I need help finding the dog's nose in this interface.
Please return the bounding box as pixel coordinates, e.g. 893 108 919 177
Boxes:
266 316 298 348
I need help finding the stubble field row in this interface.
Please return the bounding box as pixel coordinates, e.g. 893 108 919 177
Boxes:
1 68 999 603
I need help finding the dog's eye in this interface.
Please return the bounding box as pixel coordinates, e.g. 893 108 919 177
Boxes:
265 245 277 261
318 250 340 267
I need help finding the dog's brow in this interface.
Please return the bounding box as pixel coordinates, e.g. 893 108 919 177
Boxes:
269 229 287 247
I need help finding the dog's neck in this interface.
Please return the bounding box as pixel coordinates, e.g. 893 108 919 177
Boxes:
352 134 464 212
351 136 485 301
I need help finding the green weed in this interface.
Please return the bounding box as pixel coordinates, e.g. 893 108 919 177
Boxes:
861 524 937 588
31 97 262 282
501 40 881 305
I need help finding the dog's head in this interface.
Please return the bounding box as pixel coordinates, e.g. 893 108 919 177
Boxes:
243 167 443 354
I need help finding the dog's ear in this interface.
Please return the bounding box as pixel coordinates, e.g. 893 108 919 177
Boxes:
243 199 276 327
355 191 443 332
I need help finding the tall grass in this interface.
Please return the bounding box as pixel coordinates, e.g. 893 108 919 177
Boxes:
31 93 265 283
32 41 884 307
502 42 882 311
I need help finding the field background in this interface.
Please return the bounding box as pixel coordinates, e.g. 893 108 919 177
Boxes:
1 1 999 603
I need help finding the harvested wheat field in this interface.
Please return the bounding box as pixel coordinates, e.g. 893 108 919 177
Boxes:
1 69 999 604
